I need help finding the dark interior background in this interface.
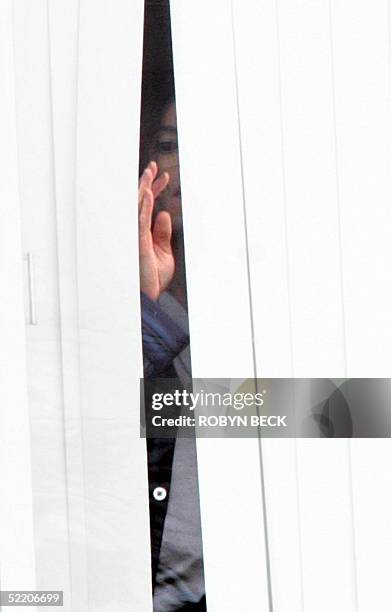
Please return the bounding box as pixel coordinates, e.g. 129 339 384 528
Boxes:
139 0 175 174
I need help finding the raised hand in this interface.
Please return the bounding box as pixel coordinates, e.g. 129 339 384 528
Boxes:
138 161 174 300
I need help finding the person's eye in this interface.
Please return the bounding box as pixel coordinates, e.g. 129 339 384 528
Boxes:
156 140 178 154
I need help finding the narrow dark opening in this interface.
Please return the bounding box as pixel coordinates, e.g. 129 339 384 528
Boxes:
138 2 207 610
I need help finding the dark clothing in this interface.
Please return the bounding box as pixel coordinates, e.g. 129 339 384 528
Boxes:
141 292 189 379
176 597 207 611
141 292 206 611
147 436 176 582
142 292 187 579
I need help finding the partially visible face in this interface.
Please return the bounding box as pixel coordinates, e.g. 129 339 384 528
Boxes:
152 101 182 232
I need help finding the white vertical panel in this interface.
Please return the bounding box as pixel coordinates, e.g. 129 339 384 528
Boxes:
276 0 346 374
276 0 353 597
275 2 357 611
47 0 89 607
13 1 72 601
0 0 36 591
331 1 391 610
171 1 270 610
76 2 152 610
231 1 303 610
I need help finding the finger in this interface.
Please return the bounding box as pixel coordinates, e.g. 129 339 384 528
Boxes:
149 160 158 180
153 211 172 255
138 161 158 195
139 188 154 240
139 168 153 198
152 172 170 200
138 163 159 213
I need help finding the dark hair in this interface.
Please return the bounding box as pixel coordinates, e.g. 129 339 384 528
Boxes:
139 0 176 174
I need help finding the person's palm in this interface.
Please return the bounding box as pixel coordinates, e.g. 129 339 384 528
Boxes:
139 161 174 300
